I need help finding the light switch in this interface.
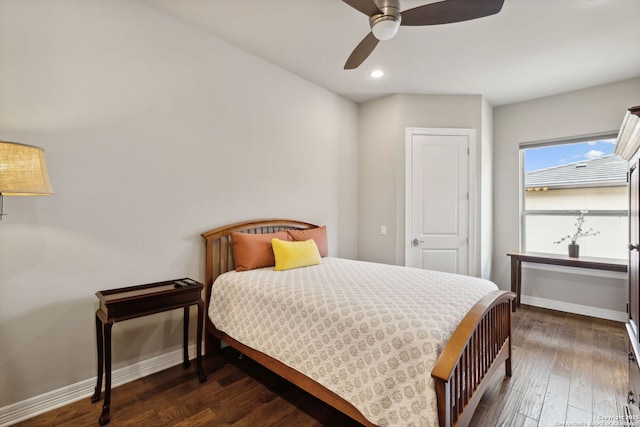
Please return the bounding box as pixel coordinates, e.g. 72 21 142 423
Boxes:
380 225 387 235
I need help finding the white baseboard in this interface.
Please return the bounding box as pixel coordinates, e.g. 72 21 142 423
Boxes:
520 295 627 322
0 344 198 427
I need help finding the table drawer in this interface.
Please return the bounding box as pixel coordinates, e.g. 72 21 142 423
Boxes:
103 291 199 320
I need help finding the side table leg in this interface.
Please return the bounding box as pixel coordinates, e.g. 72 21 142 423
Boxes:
91 312 104 403
510 257 520 312
183 306 191 368
196 300 207 383
99 321 113 426
515 260 522 308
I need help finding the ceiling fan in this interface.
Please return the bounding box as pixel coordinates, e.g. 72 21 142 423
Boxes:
343 0 505 69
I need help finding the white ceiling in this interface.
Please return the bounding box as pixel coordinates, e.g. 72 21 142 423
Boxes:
142 0 640 106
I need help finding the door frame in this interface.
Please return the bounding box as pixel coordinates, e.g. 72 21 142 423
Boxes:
404 127 479 276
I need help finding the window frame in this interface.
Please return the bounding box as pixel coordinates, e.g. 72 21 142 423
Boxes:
518 132 627 258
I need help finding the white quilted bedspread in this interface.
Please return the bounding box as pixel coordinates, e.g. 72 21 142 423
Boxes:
209 257 498 427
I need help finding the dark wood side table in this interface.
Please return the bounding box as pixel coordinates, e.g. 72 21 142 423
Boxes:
90 278 207 425
507 251 627 312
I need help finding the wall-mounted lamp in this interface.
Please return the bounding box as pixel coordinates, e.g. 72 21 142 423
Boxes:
0 141 54 220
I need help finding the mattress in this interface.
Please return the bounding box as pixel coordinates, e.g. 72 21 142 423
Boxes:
209 257 498 427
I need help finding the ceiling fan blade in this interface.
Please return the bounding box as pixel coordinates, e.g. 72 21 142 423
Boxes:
342 0 382 17
344 32 379 70
401 0 505 26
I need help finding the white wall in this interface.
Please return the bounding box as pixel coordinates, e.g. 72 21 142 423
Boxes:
492 77 640 316
0 0 358 407
358 93 492 277
357 95 401 265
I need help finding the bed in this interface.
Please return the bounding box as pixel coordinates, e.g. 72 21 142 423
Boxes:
201 219 515 427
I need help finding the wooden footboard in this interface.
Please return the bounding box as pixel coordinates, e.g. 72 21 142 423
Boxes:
431 290 515 427
202 219 515 427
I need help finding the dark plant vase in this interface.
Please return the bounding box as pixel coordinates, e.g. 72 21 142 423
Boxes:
568 243 579 258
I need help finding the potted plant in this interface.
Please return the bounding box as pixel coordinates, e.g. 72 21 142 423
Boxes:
554 210 599 257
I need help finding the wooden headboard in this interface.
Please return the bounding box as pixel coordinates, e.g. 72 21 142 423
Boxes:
200 218 317 308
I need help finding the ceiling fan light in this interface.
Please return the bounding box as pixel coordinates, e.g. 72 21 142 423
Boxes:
371 17 400 41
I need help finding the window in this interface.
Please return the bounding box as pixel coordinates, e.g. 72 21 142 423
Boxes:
520 135 628 260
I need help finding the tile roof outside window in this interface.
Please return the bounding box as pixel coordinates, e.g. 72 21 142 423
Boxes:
525 154 627 190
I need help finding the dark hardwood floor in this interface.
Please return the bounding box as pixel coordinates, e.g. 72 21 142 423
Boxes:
15 305 627 427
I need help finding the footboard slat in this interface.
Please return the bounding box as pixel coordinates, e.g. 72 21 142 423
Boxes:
431 290 515 427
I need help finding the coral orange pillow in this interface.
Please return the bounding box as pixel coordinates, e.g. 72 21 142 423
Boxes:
287 226 328 257
231 231 292 271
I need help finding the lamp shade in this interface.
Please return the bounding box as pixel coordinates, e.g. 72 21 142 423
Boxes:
0 141 54 196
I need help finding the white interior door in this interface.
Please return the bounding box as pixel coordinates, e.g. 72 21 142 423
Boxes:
406 128 472 275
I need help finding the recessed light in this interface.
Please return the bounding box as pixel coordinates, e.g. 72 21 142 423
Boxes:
369 69 385 79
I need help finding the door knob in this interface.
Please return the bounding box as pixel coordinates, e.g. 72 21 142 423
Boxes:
630 243 639 251
412 238 424 247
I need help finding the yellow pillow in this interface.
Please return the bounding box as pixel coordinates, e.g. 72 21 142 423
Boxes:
271 238 322 271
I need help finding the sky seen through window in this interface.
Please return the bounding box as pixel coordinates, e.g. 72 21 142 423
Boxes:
524 139 616 173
